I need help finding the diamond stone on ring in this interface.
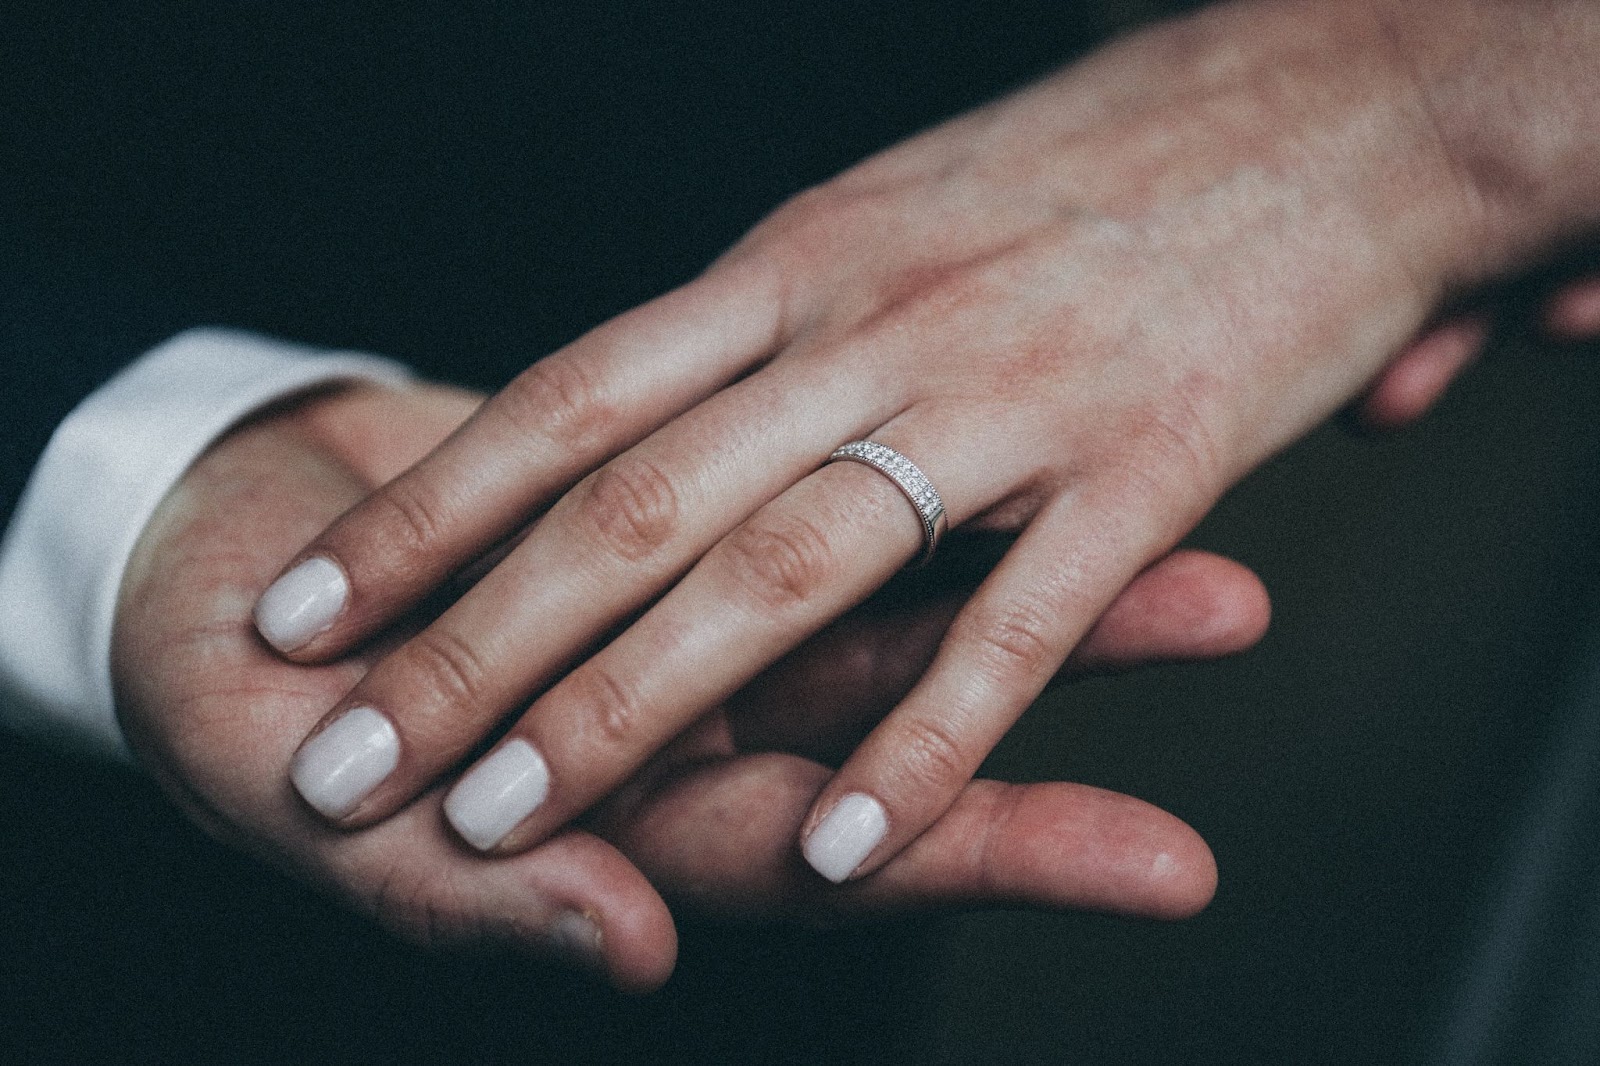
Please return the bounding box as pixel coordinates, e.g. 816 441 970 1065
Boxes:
826 440 948 566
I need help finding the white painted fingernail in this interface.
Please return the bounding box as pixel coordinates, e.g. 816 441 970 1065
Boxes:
802 792 888 883
254 556 348 652
547 910 605 971
444 739 550 851
290 706 399 819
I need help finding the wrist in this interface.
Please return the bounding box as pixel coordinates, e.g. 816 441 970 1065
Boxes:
1359 0 1600 282
1124 0 1600 299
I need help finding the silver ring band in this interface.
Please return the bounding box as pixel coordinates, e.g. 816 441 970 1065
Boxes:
826 440 947 566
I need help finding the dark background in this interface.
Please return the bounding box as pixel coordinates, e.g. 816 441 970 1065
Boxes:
3 1 1598 1061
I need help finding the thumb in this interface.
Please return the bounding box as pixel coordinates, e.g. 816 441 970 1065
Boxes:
603 752 1215 924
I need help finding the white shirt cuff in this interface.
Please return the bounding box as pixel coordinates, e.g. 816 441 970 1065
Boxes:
0 327 412 760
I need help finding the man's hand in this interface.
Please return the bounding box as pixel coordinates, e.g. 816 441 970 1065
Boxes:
112 380 1266 989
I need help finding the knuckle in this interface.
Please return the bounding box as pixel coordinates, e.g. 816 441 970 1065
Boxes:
973 785 1029 899
575 456 681 563
399 628 494 722
1118 376 1226 506
366 479 453 561
369 866 479 949
741 180 858 259
571 663 648 748
721 512 837 612
893 715 973 796
956 598 1060 687
769 183 846 232
496 355 616 452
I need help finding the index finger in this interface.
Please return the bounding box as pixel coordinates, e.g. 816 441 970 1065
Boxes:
599 753 1217 922
253 262 790 659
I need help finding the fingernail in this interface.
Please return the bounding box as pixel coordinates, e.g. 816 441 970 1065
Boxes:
802 792 888 884
255 556 348 652
290 706 399 819
444 739 550 852
547 910 605 971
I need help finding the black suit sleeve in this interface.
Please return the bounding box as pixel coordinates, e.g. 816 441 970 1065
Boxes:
0 246 198 525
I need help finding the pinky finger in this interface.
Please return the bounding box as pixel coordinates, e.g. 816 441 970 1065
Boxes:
798 492 1167 884
726 548 1269 762
1358 315 1487 430
1546 276 1600 340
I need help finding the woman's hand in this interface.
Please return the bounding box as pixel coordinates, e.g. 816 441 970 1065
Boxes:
1361 273 1600 429
116 380 1265 988
254 0 1598 881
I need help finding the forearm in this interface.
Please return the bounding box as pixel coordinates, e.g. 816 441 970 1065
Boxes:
1374 0 1600 281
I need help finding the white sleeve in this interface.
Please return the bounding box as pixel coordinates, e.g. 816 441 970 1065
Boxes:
0 327 413 761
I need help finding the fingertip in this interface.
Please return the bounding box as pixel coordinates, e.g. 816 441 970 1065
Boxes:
978 782 1218 921
801 791 889 884
520 833 680 993
288 705 400 822
1359 390 1429 433
254 554 349 658
444 739 553 854
1082 550 1270 668
1545 277 1600 340
595 901 679 995
1359 317 1486 431
1191 553 1271 658
334 817 679 992
1140 820 1218 921
1357 379 1426 433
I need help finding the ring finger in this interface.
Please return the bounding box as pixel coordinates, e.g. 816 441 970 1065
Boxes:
437 420 1024 854
284 346 911 826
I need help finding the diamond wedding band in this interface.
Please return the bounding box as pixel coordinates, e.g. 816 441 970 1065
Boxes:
826 440 947 566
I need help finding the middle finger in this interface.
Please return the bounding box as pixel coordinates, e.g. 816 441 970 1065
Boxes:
440 422 1015 853
285 346 904 826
